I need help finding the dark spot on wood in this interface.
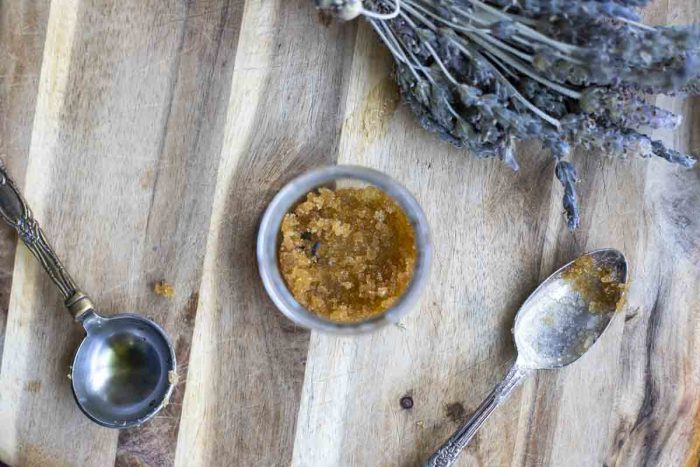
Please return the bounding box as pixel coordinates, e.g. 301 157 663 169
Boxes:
318 10 333 28
631 288 664 465
174 337 191 373
24 380 41 393
400 395 414 409
184 290 199 326
625 307 639 322
445 402 466 424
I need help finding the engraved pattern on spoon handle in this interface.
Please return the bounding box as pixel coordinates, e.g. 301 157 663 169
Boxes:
0 160 78 300
423 364 530 467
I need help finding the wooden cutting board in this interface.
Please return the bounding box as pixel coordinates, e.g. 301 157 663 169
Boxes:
0 1 699 466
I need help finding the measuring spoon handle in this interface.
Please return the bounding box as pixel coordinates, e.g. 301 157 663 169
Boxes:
423 364 530 467
0 161 93 319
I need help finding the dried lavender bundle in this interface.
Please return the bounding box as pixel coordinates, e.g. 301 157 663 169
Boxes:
315 0 699 229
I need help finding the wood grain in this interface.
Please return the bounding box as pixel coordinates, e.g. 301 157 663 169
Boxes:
0 0 698 466
174 1 357 465
0 0 51 362
113 1 244 466
0 0 240 465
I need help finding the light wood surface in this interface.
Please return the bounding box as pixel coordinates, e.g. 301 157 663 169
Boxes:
0 0 50 363
0 1 698 466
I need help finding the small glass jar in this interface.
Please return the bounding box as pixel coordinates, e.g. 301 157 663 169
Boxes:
257 165 431 334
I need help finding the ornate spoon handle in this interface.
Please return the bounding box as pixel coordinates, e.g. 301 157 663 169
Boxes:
0 161 93 319
423 364 531 467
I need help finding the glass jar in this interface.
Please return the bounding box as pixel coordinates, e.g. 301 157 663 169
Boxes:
257 165 431 334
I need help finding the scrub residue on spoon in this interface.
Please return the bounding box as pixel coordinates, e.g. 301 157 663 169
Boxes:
561 254 628 313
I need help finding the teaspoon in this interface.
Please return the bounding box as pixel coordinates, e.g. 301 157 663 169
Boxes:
0 162 176 428
425 249 628 466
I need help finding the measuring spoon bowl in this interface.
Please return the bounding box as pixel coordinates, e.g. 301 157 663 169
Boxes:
71 312 176 428
0 161 177 428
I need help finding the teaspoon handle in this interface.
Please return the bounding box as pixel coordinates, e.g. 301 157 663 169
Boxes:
0 161 93 320
423 364 531 467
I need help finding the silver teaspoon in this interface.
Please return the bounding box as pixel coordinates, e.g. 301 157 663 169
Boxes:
0 162 176 428
425 249 628 466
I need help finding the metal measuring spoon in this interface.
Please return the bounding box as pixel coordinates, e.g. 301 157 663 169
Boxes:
425 249 628 466
0 162 176 428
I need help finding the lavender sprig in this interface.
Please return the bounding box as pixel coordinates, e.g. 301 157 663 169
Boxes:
315 0 699 229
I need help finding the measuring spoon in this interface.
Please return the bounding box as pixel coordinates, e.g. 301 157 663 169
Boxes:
425 249 628 466
0 162 175 428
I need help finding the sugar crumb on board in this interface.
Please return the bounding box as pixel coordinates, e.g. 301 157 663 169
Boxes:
153 280 176 299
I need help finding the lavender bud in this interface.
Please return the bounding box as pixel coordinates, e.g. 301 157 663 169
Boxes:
651 141 697 167
555 161 580 230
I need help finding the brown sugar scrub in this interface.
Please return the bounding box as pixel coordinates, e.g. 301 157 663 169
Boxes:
279 186 417 322
562 255 628 313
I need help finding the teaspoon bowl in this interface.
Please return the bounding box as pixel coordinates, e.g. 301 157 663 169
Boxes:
424 248 628 466
514 248 628 369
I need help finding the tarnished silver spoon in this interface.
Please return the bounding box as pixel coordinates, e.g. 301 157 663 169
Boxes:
0 162 176 428
425 249 628 466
